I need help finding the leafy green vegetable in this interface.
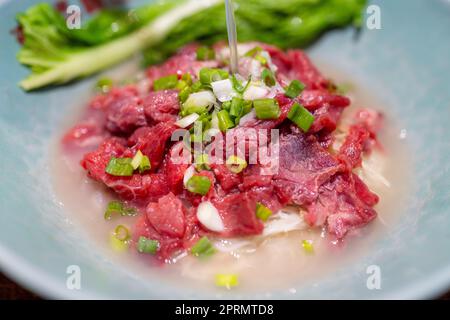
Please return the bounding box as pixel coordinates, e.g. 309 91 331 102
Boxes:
143 0 367 65
16 0 217 90
16 0 366 91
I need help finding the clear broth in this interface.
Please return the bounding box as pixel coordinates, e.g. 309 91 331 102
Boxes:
51 62 412 294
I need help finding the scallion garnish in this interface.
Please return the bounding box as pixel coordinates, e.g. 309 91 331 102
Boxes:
261 68 276 87
230 75 243 93
215 274 238 289
195 154 210 171
181 104 208 117
229 97 244 118
104 200 137 220
109 234 129 252
105 200 123 220
186 175 211 196
131 150 143 170
137 236 159 254
105 157 134 177
255 202 272 221
302 240 314 254
199 68 229 85
226 155 247 174
196 46 216 61
181 73 193 85
176 79 189 91
191 80 204 92
284 80 305 98
222 100 231 111
153 74 178 91
182 91 216 116
229 98 252 125
114 225 131 242
231 75 251 94
254 54 267 65
244 46 262 57
191 236 216 257
197 112 212 130
190 132 203 144
178 86 191 103
138 155 151 173
96 77 113 93
253 98 281 120
217 110 234 132
175 73 193 91
287 102 315 132
242 100 253 114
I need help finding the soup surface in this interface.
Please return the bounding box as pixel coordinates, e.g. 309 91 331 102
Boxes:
51 54 412 293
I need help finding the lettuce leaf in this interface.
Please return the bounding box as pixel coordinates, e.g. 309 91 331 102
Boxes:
16 0 366 91
143 0 367 65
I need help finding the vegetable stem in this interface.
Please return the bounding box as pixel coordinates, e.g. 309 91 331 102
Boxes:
20 0 224 90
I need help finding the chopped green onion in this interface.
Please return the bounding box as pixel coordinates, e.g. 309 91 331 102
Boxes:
287 103 315 132
131 150 143 170
96 77 113 93
137 236 159 254
253 98 281 120
129 150 152 174
114 225 131 242
191 236 216 257
217 110 234 132
175 74 193 91
244 46 262 57
190 132 203 144
178 86 191 103
302 240 314 254
138 155 151 173
104 200 137 220
186 175 211 196
176 79 189 91
109 234 129 252
242 100 253 114
195 154 210 171
226 155 247 174
222 100 232 111
231 75 251 94
181 104 208 117
229 97 244 118
256 202 272 221
229 97 252 125
182 91 216 116
153 74 178 91
182 73 193 85
196 46 215 61
105 157 134 176
189 80 212 94
191 80 204 92
254 54 267 65
284 80 305 98
197 112 212 130
199 68 229 85
104 200 123 220
261 68 276 87
231 75 243 93
215 274 238 289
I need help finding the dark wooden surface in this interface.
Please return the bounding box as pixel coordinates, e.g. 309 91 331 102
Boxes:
0 271 449 300
0 273 39 299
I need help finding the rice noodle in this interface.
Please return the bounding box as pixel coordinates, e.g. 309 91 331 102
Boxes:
212 209 307 254
262 209 308 236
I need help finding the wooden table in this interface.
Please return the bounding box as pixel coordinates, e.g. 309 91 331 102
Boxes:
0 273 38 299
